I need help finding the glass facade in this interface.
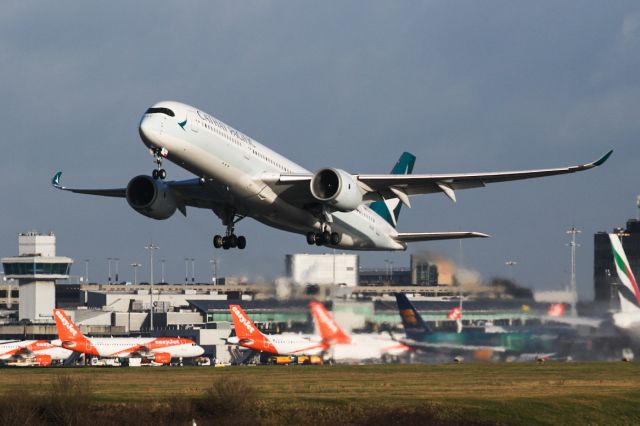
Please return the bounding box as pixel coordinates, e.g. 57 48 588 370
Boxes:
2 262 71 276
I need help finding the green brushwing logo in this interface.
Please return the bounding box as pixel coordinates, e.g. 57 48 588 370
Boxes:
178 119 187 131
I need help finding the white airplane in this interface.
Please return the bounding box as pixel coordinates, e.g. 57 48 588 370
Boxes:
0 340 72 366
226 304 326 356
52 308 204 364
310 301 409 362
52 101 612 250
609 234 640 330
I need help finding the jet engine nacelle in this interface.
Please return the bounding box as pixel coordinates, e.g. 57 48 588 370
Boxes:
310 168 362 212
35 354 52 367
126 175 177 220
152 352 171 365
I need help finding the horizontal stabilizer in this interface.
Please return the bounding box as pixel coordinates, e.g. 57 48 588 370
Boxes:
395 232 490 243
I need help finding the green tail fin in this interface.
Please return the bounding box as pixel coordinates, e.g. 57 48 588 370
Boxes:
369 152 416 227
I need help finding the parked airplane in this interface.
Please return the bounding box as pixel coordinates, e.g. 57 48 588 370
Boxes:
52 309 204 364
609 234 640 331
227 304 326 356
309 301 409 362
52 101 612 250
0 340 72 366
394 293 506 354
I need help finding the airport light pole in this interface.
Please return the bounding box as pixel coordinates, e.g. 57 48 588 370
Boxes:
190 258 196 283
145 242 159 331
566 227 581 317
84 259 90 284
114 258 120 283
184 258 189 284
131 263 141 285
210 257 218 285
107 258 113 284
161 259 166 283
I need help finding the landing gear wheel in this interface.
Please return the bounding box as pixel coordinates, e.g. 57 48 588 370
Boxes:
314 233 323 246
152 169 159 180
222 237 230 250
237 236 246 249
306 232 316 245
330 232 341 245
213 235 223 248
322 231 331 245
158 169 167 180
228 234 238 248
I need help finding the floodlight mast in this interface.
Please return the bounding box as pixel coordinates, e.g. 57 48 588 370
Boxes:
145 242 159 331
566 227 581 317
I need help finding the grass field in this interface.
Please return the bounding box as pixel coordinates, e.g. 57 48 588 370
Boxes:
1 363 640 425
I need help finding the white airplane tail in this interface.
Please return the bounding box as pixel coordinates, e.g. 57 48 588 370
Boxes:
609 234 640 313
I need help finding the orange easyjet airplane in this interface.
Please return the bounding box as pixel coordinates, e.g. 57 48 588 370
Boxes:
227 304 326 356
52 308 204 364
310 301 409 362
0 340 72 366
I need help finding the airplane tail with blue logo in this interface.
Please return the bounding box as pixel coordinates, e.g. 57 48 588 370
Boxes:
394 293 431 338
369 152 416 227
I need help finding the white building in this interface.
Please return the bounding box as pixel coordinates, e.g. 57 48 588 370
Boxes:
286 253 358 287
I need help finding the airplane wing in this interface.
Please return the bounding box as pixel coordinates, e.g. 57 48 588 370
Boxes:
274 150 612 204
51 172 225 212
395 232 490 242
539 315 603 328
399 337 507 353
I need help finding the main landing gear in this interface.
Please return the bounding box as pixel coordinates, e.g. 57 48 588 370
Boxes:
306 229 341 246
213 208 247 250
151 148 167 180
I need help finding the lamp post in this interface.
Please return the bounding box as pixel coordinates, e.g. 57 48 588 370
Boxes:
114 258 120 283
131 263 141 285
191 258 196 283
161 259 166 283
84 259 90 283
566 227 581 317
210 257 218 285
107 258 113 283
145 242 159 331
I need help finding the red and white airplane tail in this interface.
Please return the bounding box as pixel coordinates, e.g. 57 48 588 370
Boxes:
309 301 351 344
53 308 98 355
229 305 266 341
53 308 84 342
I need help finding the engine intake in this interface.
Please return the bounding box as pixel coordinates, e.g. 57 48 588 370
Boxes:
126 175 177 220
310 168 362 212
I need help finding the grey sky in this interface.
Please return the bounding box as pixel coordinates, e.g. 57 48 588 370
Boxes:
1 2 639 298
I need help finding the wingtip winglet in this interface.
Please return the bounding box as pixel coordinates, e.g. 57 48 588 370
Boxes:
51 171 62 188
593 150 613 167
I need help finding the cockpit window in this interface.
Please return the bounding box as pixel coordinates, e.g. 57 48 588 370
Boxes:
145 107 175 117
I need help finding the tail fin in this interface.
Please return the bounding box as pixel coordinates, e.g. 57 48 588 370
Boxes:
309 301 351 344
53 309 84 341
609 234 640 313
229 305 266 340
447 306 462 321
369 152 416 227
394 293 431 337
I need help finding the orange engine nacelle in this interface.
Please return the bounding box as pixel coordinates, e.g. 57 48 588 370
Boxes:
153 352 171 364
35 354 52 366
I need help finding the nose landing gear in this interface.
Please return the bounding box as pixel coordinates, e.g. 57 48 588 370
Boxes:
151 148 168 180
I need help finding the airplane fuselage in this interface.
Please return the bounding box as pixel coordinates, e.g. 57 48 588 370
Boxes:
139 101 405 250
54 336 204 359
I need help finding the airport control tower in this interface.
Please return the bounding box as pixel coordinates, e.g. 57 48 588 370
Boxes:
1 232 73 323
